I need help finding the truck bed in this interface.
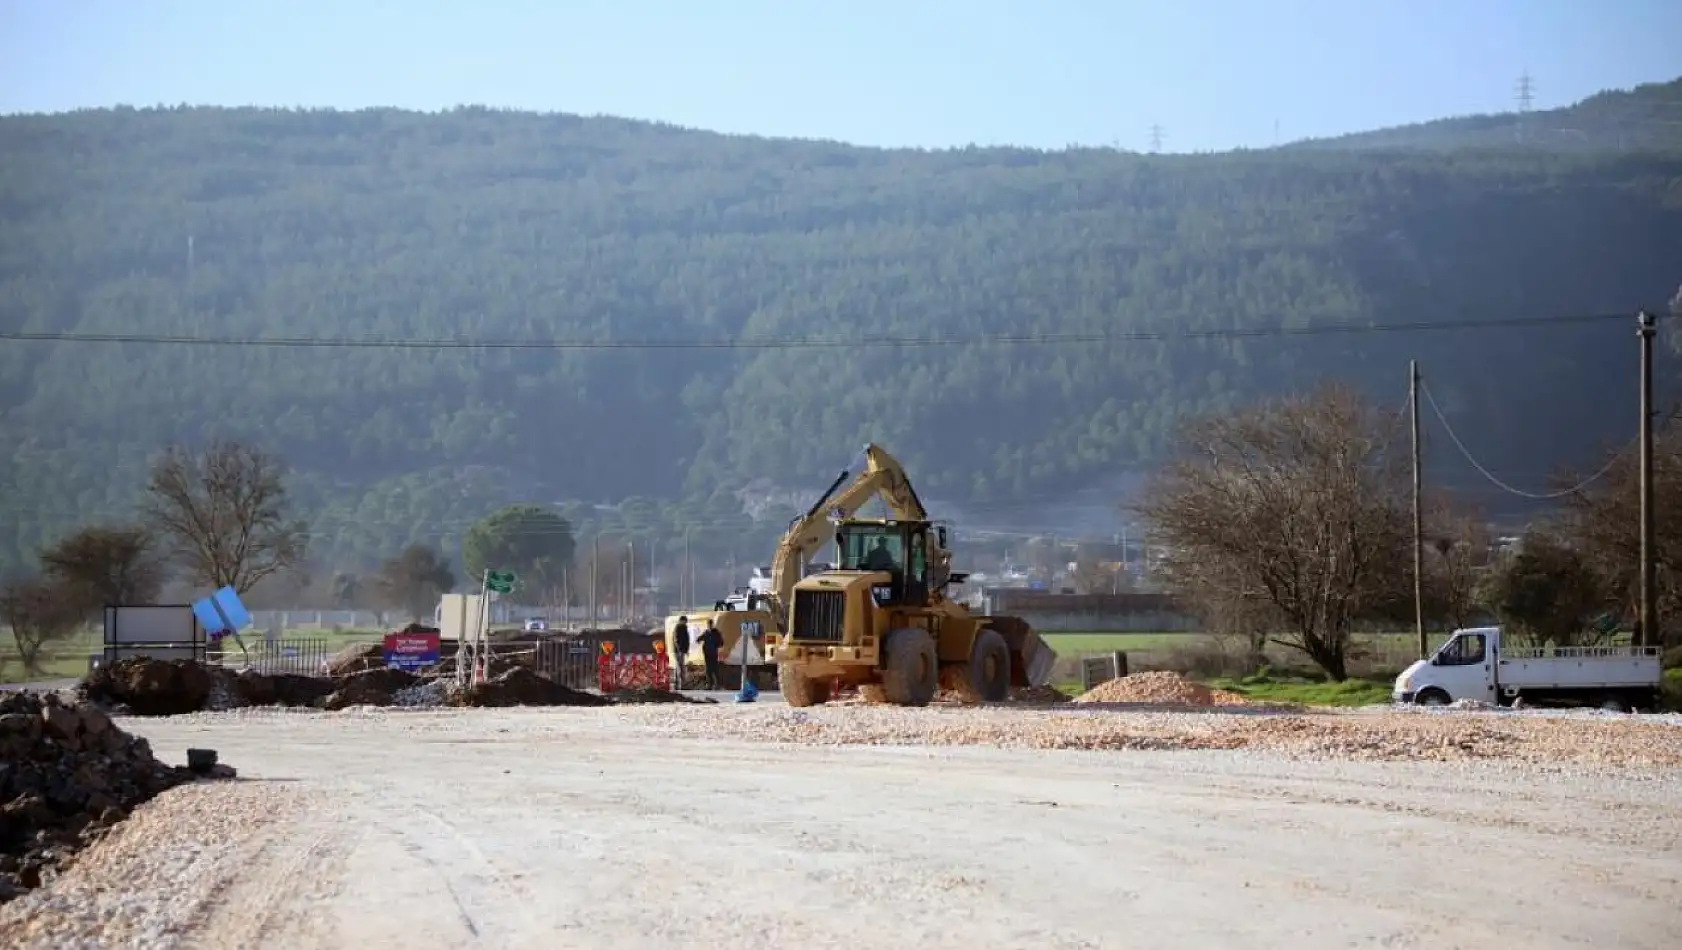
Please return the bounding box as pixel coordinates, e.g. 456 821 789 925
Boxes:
1497 645 1662 690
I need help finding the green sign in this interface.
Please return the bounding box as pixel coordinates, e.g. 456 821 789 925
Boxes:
485 570 517 594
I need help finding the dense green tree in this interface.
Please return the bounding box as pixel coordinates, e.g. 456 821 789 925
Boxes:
1478 531 1607 647
461 505 575 596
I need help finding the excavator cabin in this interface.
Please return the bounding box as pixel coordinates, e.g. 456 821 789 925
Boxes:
832 518 956 609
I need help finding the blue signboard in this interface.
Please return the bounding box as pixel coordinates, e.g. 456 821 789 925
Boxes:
192 586 251 636
192 598 227 633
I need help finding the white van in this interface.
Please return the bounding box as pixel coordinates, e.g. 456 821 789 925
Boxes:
1394 625 1663 712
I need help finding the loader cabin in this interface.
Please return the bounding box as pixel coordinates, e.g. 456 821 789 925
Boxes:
831 519 962 607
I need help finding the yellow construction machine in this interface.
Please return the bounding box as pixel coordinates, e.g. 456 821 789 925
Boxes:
661 444 939 687
763 444 1058 707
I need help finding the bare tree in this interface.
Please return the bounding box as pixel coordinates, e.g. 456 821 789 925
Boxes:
39 524 168 619
374 544 455 620
1557 422 1682 646
1134 384 1411 680
1420 496 1493 632
0 576 84 676
142 441 309 594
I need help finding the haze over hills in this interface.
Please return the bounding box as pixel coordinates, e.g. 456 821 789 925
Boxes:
1290 77 1682 153
2 77 1681 577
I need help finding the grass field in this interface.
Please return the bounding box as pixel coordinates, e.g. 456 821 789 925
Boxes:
0 626 391 684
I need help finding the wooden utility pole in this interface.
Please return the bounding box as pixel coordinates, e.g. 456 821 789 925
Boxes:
1411 360 1427 659
1638 310 1658 647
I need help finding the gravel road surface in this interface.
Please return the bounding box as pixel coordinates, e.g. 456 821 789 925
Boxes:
4 705 1679 950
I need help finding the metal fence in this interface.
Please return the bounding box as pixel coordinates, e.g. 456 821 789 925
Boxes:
207 638 336 677
529 640 601 691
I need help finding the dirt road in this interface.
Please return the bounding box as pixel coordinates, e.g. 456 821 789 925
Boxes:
7 706 1681 949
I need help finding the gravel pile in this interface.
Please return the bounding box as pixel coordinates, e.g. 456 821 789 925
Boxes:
623 703 1682 767
0 782 310 949
391 679 450 708
0 691 223 905
1073 671 1256 706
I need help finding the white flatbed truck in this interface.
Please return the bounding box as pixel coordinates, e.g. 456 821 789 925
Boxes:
1394 625 1663 712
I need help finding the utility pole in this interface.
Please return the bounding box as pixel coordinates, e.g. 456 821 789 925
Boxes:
1148 124 1164 153
1639 310 1658 648
1411 360 1427 659
589 533 598 632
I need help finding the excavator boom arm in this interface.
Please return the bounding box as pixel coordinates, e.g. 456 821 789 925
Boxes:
767 444 928 615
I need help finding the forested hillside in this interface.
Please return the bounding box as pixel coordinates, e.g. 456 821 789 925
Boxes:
3 88 1682 576
1293 77 1682 152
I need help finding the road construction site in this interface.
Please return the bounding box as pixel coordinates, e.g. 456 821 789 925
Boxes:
4 692 1682 950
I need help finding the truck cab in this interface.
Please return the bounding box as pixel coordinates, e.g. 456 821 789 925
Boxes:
1394 626 1663 711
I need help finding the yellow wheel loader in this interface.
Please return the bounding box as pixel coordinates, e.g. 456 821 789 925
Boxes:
758 446 1056 707
662 442 1056 704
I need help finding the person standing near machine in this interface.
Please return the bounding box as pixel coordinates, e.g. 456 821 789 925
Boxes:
671 615 691 690
698 618 725 690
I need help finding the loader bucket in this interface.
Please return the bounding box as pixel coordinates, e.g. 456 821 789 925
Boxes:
1016 632 1057 688
986 616 1059 688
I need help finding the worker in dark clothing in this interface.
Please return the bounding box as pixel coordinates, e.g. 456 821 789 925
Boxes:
671 616 691 690
863 536 897 572
698 618 725 690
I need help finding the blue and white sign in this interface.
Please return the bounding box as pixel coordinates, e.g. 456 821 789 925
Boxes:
192 586 251 634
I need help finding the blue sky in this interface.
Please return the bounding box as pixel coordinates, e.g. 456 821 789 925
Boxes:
2 0 1678 152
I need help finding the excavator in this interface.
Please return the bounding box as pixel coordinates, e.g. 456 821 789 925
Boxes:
659 444 934 690
662 444 1056 704
661 445 1057 702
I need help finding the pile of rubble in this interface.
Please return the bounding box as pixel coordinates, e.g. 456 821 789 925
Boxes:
80 656 690 717
1010 685 1072 704
0 690 232 905
84 659 337 716
448 667 611 708
1073 671 1259 707
609 687 715 705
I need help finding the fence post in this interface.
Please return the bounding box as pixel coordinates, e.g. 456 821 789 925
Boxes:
1112 651 1128 679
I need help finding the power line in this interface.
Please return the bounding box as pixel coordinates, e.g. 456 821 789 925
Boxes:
1419 378 1625 500
0 311 1643 351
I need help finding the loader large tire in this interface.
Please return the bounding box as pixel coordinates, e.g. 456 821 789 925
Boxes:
779 665 831 707
881 628 938 707
967 628 1012 702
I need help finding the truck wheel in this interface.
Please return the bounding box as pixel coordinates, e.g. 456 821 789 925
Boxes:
779 666 831 707
1416 688 1450 707
967 628 1012 702
882 629 938 707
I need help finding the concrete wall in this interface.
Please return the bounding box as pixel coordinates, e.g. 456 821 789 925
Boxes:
980 590 1201 633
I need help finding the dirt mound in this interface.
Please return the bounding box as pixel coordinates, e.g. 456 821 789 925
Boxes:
80 658 211 717
1010 685 1073 703
0 690 231 905
325 642 387 676
608 687 715 705
449 667 611 708
1073 671 1255 707
322 668 420 711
